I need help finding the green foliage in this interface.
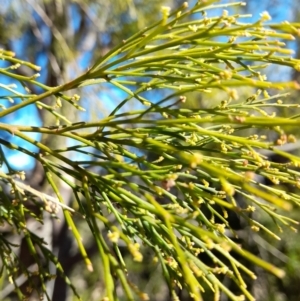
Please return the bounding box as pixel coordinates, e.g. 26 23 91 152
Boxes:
1 1 300 300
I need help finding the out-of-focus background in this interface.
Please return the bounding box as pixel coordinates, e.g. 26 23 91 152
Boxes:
0 1 299 300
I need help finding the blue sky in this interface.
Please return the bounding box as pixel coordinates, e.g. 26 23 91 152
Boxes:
0 0 296 171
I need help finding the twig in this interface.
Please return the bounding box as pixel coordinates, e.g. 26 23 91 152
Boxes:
13 179 75 213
